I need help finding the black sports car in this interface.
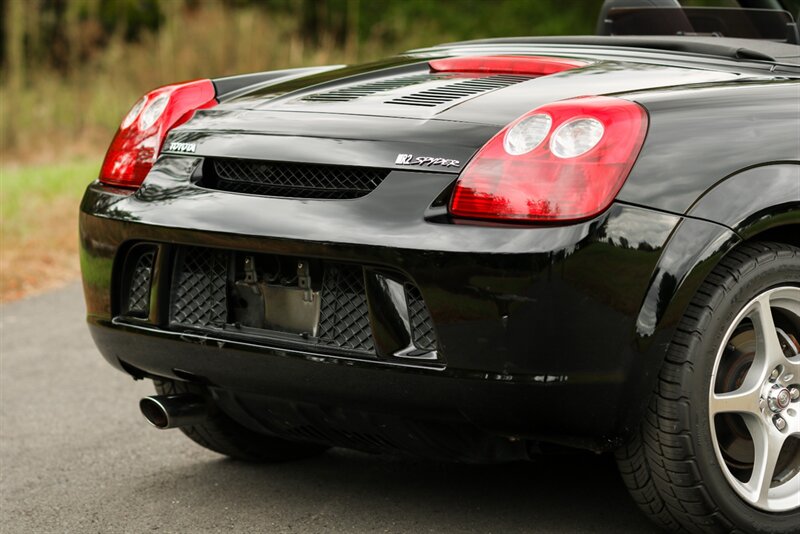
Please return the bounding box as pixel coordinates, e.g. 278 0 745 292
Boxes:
80 1 800 531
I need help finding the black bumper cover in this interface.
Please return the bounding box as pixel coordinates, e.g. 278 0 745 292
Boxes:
80 162 738 455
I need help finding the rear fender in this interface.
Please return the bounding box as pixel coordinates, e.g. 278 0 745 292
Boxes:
622 164 799 434
615 217 739 436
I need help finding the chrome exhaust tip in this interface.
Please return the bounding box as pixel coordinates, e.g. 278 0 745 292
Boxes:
139 394 208 429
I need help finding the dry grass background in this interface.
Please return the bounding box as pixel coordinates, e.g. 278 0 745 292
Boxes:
1 196 82 301
0 159 99 301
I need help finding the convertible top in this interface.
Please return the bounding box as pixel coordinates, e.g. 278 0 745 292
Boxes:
440 35 800 65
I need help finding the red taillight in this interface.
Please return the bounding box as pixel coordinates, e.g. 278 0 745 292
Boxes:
429 56 588 76
450 96 648 223
99 79 217 188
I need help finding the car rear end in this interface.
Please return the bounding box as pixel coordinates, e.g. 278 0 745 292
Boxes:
81 51 750 459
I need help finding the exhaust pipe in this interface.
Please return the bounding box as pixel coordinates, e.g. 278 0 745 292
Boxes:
139 394 208 429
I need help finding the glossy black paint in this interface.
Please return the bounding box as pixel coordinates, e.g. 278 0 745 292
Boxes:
212 65 342 100
687 164 800 238
80 161 730 451
81 40 800 456
162 112 495 173
619 81 800 213
82 194 689 451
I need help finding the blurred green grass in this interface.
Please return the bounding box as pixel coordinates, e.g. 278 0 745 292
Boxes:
0 159 99 300
1 159 99 237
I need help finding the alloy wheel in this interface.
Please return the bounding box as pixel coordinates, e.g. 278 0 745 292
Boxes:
709 286 800 512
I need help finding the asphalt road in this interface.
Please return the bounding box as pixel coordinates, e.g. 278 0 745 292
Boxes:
1 283 659 533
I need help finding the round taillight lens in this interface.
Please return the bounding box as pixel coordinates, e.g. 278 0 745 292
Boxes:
139 93 170 130
503 114 552 155
121 96 147 129
550 117 604 159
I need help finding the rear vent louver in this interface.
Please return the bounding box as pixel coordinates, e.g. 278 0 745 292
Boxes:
301 74 443 102
318 264 374 354
203 159 389 200
405 284 437 352
385 74 530 107
122 246 157 318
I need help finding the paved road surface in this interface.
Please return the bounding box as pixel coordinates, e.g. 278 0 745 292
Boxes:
1 283 658 533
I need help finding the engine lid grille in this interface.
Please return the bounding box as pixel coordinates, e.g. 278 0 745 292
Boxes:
202 158 390 199
385 74 531 107
300 73 444 102
293 72 531 109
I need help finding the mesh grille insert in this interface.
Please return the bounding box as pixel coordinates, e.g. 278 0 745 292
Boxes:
205 159 389 199
125 248 155 318
171 247 228 327
385 74 530 107
167 248 375 356
318 264 374 354
405 284 437 351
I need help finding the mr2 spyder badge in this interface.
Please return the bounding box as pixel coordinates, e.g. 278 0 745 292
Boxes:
395 153 460 168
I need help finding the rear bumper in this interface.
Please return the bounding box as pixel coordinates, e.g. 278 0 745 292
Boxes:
89 319 624 452
81 162 700 452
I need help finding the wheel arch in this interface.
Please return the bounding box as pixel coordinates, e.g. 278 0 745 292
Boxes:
741 222 800 249
687 163 800 241
620 164 799 435
638 162 799 343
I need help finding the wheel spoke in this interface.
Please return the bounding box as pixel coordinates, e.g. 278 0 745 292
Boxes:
783 357 799 384
747 294 784 378
743 416 786 506
709 386 761 416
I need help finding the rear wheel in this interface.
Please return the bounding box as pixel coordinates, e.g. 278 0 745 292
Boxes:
154 378 329 462
616 242 800 533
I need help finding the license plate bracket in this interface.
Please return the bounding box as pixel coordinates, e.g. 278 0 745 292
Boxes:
259 283 321 336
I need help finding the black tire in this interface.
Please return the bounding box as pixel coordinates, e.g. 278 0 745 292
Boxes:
616 241 800 533
153 378 329 462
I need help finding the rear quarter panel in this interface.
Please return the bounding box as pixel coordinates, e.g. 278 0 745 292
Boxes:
618 79 799 432
619 79 800 214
